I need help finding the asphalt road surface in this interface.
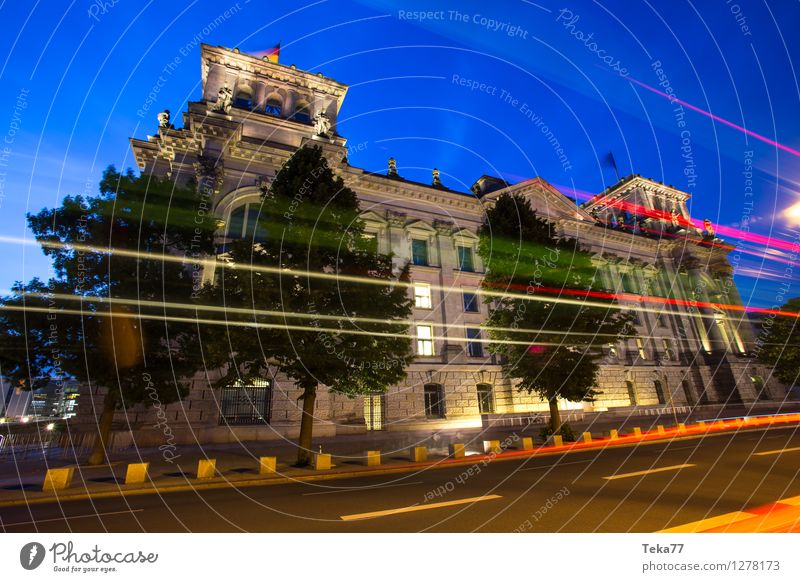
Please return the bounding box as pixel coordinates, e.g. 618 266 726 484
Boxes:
1 426 799 532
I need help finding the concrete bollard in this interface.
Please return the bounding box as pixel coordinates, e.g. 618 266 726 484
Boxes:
608 429 619 440
410 446 427 462
656 425 666 435
43 467 75 492
581 432 592 444
549 435 563 447
521 437 535 450
632 427 642 437
259 456 277 475
197 459 217 479
449 443 466 459
366 450 381 467
124 462 149 485
315 453 332 471
483 440 502 454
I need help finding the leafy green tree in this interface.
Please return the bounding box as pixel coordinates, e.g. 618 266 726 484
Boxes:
478 193 633 436
200 145 413 466
0 167 215 464
756 298 800 386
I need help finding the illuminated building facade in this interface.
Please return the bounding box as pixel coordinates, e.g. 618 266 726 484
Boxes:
79 44 784 444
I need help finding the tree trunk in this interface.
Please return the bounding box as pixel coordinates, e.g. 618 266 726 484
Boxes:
295 385 317 466
87 389 116 466
548 396 562 434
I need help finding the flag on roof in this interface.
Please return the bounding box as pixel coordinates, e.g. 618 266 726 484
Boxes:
253 42 280 63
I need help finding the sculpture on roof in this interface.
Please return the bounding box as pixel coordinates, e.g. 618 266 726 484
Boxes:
157 109 171 129
214 84 233 113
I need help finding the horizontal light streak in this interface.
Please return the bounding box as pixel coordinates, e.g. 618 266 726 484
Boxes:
2 235 797 320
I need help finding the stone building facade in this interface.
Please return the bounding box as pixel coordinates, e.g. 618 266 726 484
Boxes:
76 44 784 446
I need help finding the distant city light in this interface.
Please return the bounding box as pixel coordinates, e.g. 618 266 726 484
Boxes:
46 423 55 431
20 416 30 423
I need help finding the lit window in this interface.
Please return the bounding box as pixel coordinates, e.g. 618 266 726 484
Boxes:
411 239 429 266
414 283 432 309
416 325 434 356
636 337 647 359
424 383 445 418
662 338 674 360
457 245 474 272
477 383 494 414
466 328 483 357
463 291 479 313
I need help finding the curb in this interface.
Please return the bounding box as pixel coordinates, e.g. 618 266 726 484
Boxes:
1 415 798 509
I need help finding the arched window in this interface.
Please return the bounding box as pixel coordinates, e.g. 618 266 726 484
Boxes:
225 202 268 243
423 383 445 418
233 84 253 110
265 94 282 116
292 100 311 123
681 380 695 406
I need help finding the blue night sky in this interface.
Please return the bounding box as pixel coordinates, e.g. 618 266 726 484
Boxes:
0 0 798 308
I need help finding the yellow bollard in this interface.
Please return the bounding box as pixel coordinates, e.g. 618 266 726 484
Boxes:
483 440 502 454
581 432 592 444
677 423 686 432
259 456 277 475
632 427 642 437
449 443 465 459
366 450 381 467
197 459 216 479
608 429 619 440
124 462 149 485
521 437 535 450
656 425 666 435
549 435 563 447
410 446 427 462
43 467 75 492
315 453 332 471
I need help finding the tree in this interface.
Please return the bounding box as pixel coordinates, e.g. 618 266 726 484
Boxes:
0 167 215 464
756 298 800 386
199 145 413 466
478 193 633 436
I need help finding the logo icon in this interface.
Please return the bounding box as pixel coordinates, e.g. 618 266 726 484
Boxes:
20 542 46 570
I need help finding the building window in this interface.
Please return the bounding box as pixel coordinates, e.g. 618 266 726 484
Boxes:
219 379 271 425
416 324 434 356
364 393 384 431
626 381 637 406
653 380 666 405
292 101 311 123
681 380 695 406
265 94 282 116
606 343 618 359
457 245 474 272
411 238 429 266
424 383 445 418
751 375 769 401
466 328 483 357
622 272 637 294
226 203 268 242
463 291 480 313
233 85 254 110
662 338 675 361
636 337 647 359
414 283 432 309
477 383 495 414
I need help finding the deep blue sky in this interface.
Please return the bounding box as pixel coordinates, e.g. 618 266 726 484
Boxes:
0 0 798 308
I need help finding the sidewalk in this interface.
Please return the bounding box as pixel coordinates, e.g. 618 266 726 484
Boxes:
1 408 799 508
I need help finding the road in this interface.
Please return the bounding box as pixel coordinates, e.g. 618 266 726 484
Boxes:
1 426 799 532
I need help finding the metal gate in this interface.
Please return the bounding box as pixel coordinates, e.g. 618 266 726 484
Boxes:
364 393 384 431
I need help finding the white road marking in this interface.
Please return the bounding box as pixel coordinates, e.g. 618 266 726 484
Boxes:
603 463 695 481
340 494 502 521
302 480 425 496
753 446 800 456
3 509 144 527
